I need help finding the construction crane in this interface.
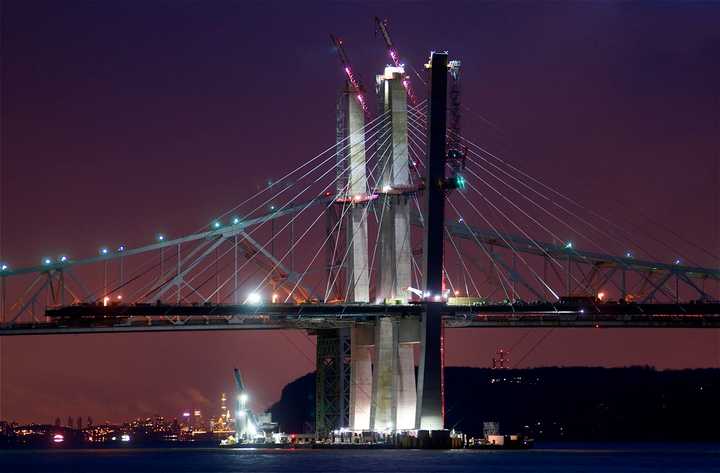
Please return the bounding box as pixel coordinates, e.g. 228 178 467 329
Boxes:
374 16 417 104
233 368 259 441
330 34 368 114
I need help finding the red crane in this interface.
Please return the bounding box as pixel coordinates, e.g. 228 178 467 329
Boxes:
374 16 417 105
329 34 368 114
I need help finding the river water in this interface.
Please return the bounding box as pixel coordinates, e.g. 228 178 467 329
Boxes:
1 443 719 472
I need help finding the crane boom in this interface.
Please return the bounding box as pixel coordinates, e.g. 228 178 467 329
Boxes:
330 34 368 113
373 17 417 104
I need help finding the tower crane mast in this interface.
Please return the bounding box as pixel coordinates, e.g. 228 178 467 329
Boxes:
373 16 417 104
330 34 368 114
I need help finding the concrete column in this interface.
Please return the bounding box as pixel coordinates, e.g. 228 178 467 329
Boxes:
370 317 397 431
395 343 417 430
377 69 412 303
346 94 370 302
349 327 372 430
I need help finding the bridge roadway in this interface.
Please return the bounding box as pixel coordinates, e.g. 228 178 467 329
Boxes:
0 302 718 336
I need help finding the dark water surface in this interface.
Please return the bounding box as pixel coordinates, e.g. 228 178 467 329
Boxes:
1 444 719 473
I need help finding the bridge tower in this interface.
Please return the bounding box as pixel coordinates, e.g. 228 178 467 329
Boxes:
416 51 449 431
317 79 372 436
370 66 418 431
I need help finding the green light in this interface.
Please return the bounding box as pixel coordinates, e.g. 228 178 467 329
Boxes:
232 216 241 225
455 174 466 190
42 258 52 265
211 220 222 229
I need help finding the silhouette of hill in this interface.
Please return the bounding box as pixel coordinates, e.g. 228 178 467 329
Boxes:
269 366 720 440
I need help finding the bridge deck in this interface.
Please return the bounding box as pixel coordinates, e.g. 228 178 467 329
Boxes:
0 302 718 335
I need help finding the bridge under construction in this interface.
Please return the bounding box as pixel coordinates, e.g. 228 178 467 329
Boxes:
1 20 718 442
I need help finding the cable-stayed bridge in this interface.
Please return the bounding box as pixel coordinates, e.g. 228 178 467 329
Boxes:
1 48 718 437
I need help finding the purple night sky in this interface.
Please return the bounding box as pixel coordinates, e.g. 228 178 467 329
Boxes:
1 1 718 423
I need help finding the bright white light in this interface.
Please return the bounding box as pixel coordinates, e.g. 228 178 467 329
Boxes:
240 393 249 403
157 234 165 242
382 185 392 193
182 412 190 417
454 290 460 296
211 221 222 229
674 259 681 265
597 291 606 301
42 258 52 265
53 434 64 443
246 292 262 305
232 217 241 225
121 434 130 442
59 255 68 263
103 296 110 307
272 293 279 303
117 245 126 252
625 251 633 258
0 264 7 271
99 247 109 255
564 241 573 249
236 410 246 417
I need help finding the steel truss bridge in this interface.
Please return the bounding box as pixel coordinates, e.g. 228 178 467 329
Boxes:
1 44 718 437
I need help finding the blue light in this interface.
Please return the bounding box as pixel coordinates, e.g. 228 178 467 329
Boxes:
625 251 633 258
564 241 573 249
58 255 69 263
674 258 681 265
211 220 222 230
42 257 52 265
117 245 126 252
99 247 109 256
0 263 8 271
157 234 165 242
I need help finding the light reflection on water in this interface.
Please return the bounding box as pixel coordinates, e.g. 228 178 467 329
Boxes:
1 444 719 473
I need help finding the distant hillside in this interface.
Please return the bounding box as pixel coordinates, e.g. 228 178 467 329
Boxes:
268 367 720 441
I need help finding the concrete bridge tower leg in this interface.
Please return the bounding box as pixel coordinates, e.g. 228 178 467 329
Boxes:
316 87 371 436
416 52 448 432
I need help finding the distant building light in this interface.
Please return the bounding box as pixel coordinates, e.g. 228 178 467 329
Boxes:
120 434 130 442
194 410 201 417
182 412 191 417
53 434 64 443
